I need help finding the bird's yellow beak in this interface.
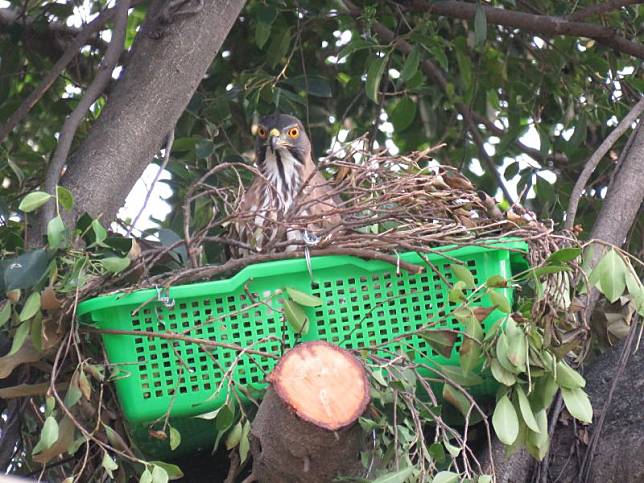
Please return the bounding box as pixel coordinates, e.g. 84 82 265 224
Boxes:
269 128 280 137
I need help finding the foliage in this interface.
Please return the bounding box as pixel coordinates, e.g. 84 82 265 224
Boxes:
1 0 643 481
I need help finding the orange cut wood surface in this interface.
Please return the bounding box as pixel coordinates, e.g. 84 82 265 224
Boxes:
267 341 370 430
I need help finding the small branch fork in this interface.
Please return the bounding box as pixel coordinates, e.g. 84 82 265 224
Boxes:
0 0 144 144
564 96 644 230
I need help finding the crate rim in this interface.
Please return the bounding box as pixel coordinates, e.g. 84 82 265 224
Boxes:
77 237 528 319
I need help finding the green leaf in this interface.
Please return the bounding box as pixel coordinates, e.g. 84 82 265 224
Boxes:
169 426 181 451
442 383 471 417
140 469 153 483
151 464 169 483
366 55 388 103
530 374 558 411
485 275 507 288
91 219 107 246
33 416 59 454
561 387 593 423
451 264 476 289
390 97 417 132
148 461 184 480
526 409 549 461
478 476 493 483
546 247 581 265
225 421 242 449
473 5 487 47
436 364 483 386
215 405 234 431
516 385 540 433
589 249 627 303
240 420 251 463
420 329 457 358
284 75 333 98
555 361 586 389
372 466 414 483
489 290 511 313
101 451 118 478
284 299 308 334
56 186 73 210
3 249 50 291
504 318 527 370
401 48 420 82
100 257 130 274
432 471 460 483
459 317 483 375
9 320 30 355
492 394 519 445
18 191 52 212
47 216 66 249
490 359 516 386
286 287 323 307
0 302 11 327
255 21 272 49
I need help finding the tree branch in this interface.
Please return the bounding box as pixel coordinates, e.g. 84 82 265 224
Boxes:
566 0 639 21
56 0 246 230
564 96 644 230
413 0 644 59
0 2 136 144
39 0 131 229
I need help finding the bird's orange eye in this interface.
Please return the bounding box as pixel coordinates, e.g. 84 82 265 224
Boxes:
288 127 299 139
257 127 267 138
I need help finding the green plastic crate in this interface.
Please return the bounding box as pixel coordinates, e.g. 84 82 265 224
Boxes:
78 240 527 449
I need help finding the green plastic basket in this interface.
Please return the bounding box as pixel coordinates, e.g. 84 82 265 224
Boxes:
78 240 527 452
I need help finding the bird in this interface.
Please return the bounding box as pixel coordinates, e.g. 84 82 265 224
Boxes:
230 113 341 256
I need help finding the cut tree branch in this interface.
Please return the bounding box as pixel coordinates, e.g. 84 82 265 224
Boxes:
42 0 131 226
564 96 644 230
412 0 644 59
0 2 137 144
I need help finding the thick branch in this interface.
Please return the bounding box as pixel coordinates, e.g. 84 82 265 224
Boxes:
414 0 644 59
57 0 245 229
564 97 644 230
41 0 131 226
589 120 644 245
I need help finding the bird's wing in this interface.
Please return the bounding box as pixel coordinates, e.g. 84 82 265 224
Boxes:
299 171 342 229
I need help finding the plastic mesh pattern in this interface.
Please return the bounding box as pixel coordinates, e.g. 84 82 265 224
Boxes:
80 243 525 423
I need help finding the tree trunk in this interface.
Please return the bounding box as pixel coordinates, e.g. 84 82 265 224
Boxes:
54 0 245 229
250 341 369 482
547 335 644 482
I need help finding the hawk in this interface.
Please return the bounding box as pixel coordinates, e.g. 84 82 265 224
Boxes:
231 113 341 255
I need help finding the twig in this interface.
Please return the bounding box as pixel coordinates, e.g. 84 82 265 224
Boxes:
42 0 132 223
0 1 135 144
127 130 175 236
83 327 280 359
564 96 644 229
567 0 639 20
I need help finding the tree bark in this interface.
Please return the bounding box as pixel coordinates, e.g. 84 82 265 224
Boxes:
57 0 245 229
250 341 369 482
547 335 644 482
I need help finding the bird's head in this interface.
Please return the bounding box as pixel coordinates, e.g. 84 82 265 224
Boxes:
254 113 311 164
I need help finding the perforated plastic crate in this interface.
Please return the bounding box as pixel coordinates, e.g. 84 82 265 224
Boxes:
78 240 527 429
